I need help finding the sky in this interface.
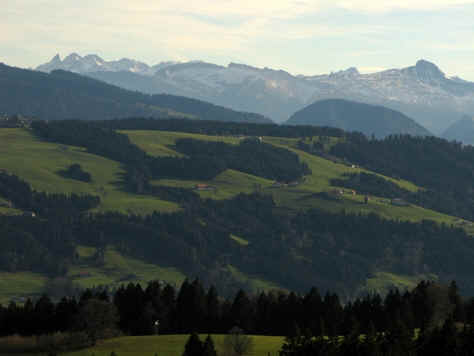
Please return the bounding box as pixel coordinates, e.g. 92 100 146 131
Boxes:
2 0 474 80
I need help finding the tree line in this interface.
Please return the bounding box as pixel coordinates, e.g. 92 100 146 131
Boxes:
2 279 474 355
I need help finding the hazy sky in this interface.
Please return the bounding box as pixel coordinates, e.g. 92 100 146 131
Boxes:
2 0 474 79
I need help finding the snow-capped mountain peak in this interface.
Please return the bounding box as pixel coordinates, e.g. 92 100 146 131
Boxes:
35 54 474 138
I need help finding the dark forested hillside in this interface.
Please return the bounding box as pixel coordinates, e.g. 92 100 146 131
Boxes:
287 99 432 138
0 64 270 123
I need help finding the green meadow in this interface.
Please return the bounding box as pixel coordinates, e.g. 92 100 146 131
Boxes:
0 334 285 356
123 129 469 231
64 334 285 356
0 129 178 215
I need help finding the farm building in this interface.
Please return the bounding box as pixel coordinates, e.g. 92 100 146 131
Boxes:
194 184 216 191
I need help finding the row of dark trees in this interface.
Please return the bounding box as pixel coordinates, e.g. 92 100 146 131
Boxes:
1 279 474 353
93 117 346 138
0 171 99 217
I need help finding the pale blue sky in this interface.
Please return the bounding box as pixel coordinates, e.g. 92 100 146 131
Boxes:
2 0 474 79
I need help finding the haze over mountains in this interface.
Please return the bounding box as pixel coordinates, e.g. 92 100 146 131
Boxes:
37 54 474 138
443 115 474 145
287 99 432 138
0 63 270 124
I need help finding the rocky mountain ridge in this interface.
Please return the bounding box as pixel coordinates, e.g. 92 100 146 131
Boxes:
37 54 474 137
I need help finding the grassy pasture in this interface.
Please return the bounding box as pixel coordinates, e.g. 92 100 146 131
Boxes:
0 334 284 356
122 130 241 158
69 246 186 290
124 129 470 231
0 129 179 215
0 272 48 305
361 271 439 296
0 246 186 305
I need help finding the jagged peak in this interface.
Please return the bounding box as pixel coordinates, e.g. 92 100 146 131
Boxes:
64 53 82 62
84 54 103 61
51 54 61 63
414 59 445 79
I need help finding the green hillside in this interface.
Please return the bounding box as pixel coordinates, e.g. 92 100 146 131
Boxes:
1 125 473 304
0 245 186 305
123 130 468 229
0 128 178 215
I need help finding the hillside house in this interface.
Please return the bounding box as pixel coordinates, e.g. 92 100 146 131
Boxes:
391 198 409 207
194 184 216 191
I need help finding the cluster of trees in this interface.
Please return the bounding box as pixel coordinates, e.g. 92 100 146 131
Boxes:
330 134 474 221
58 164 92 182
331 172 409 200
0 171 99 217
94 118 346 138
2 279 474 354
280 317 474 356
171 138 310 182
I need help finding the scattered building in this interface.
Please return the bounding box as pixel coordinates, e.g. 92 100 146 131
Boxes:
194 184 216 191
391 198 410 207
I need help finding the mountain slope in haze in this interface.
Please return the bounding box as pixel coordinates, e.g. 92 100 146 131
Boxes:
443 115 474 145
286 99 432 138
0 63 271 123
37 54 474 136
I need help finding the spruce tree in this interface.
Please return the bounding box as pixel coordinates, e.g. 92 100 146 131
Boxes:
202 335 217 356
182 332 203 356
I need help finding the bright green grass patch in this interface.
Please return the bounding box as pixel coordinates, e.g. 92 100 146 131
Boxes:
153 169 274 201
0 272 48 305
68 246 186 290
230 234 249 246
0 129 178 215
122 130 242 158
360 271 438 296
63 334 285 356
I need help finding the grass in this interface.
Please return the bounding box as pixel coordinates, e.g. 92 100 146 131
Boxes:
226 265 282 293
230 234 250 246
0 246 186 305
61 334 285 356
359 271 439 296
68 246 186 290
125 129 471 233
152 169 274 201
0 272 48 305
0 129 179 215
122 130 241 158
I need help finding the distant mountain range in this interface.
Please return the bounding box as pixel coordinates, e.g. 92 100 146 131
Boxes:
37 54 474 139
443 115 474 145
286 99 432 138
0 63 270 124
